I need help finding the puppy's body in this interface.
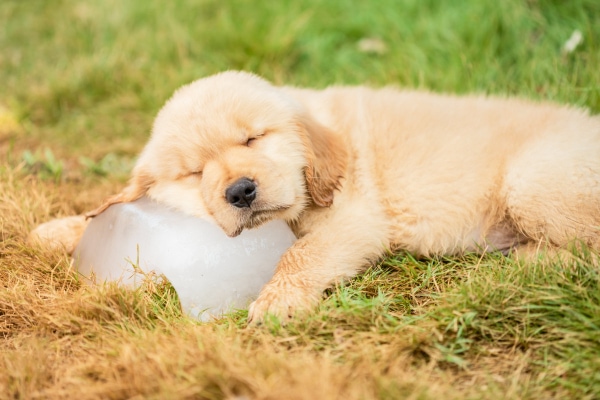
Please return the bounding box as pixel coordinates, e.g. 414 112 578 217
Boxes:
287 86 600 255
30 72 600 322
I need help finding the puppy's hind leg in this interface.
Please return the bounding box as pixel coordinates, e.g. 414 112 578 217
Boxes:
504 130 600 251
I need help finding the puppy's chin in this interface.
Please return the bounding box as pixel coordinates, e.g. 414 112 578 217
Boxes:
224 227 244 238
219 217 261 238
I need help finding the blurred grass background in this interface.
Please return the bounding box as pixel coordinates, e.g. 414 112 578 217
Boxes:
1 0 600 398
2 0 599 157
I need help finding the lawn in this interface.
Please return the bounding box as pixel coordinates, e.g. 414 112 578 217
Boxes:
1 0 600 398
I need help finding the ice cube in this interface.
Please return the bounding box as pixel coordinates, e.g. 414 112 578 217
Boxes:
73 197 296 321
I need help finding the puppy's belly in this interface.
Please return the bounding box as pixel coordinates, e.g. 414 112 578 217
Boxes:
392 218 524 256
463 222 526 255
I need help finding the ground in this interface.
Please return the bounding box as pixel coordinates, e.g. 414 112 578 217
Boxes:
1 1 600 398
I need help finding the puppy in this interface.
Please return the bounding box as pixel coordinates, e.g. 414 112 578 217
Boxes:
30 71 600 323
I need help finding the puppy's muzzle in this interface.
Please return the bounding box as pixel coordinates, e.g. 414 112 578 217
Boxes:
226 177 257 208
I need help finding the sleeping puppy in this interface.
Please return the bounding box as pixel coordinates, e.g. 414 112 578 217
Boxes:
30 71 600 323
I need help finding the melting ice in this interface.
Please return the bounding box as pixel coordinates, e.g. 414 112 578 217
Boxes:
73 197 296 321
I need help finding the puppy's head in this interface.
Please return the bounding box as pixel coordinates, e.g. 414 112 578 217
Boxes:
87 71 347 237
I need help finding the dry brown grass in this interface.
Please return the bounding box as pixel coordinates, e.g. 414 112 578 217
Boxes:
2 0 599 396
1 161 552 399
0 100 591 399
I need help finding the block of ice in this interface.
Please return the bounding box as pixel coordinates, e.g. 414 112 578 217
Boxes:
73 197 296 321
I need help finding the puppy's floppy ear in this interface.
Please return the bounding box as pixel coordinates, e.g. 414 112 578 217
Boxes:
299 116 348 207
85 170 154 218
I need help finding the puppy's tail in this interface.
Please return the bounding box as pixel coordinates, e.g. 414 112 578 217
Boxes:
28 216 90 255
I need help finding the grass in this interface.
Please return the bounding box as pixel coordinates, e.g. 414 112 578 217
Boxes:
1 0 600 398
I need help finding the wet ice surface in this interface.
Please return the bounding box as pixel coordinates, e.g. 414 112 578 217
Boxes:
73 197 296 321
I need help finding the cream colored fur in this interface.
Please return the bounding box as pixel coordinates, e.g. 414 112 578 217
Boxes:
29 71 600 323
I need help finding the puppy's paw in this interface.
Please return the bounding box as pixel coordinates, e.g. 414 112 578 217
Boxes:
28 216 89 255
247 281 321 325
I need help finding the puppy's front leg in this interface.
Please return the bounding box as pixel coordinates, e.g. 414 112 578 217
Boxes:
248 209 388 324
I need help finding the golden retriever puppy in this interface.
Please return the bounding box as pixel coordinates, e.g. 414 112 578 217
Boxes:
30 71 600 323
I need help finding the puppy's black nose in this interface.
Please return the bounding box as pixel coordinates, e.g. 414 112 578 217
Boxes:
226 178 257 208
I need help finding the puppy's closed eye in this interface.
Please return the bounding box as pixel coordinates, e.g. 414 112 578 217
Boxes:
246 131 268 147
